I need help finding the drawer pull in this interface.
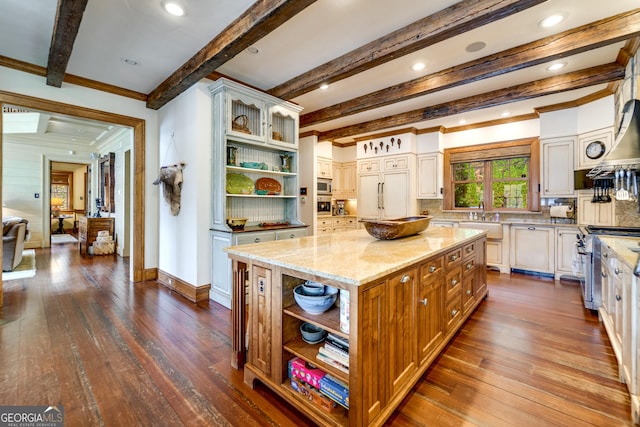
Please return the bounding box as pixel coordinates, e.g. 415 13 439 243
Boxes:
429 265 437 273
451 279 458 287
603 253 608 258
616 294 622 301
254 238 261 243
419 298 428 306
449 254 458 262
451 309 458 317
614 268 620 275
466 246 473 253
466 263 473 270
601 271 607 278
400 274 411 284
466 289 472 295
288 234 295 239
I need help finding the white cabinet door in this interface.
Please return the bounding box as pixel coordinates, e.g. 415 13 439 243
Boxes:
211 231 233 309
358 173 382 219
317 157 332 178
577 192 615 226
342 162 357 198
555 227 580 277
541 137 575 197
381 170 410 219
510 225 555 274
275 228 308 240
417 153 443 199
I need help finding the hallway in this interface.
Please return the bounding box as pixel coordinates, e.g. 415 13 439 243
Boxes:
0 244 634 426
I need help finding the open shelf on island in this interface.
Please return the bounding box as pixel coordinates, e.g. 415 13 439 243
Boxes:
284 337 349 383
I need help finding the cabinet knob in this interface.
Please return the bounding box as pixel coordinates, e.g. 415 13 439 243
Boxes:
603 253 608 258
616 294 622 301
419 298 428 306
466 289 472 295
429 265 437 273
400 274 411 284
614 268 620 275
601 271 607 278
466 246 473 253
254 238 261 243
449 254 458 262
451 279 458 287
466 263 473 270
289 234 295 239
451 309 458 317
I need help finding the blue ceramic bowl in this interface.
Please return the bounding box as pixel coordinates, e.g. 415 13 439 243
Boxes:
293 285 338 315
299 322 327 344
301 281 325 296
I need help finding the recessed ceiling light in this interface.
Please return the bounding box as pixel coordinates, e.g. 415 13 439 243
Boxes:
412 62 425 71
162 1 186 17
501 112 511 117
540 13 566 28
246 46 259 54
547 62 567 71
319 83 329 90
466 41 486 53
458 119 467 125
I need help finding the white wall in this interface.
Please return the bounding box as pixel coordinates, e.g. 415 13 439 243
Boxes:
444 119 540 147
0 66 160 272
156 82 212 287
577 95 614 134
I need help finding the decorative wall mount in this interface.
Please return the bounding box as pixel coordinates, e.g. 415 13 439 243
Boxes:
363 137 402 155
153 162 187 216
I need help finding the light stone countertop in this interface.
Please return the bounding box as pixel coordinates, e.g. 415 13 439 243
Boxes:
225 227 486 286
598 236 640 269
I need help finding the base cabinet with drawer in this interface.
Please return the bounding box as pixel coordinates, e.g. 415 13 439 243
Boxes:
510 225 555 274
210 227 308 308
78 216 114 256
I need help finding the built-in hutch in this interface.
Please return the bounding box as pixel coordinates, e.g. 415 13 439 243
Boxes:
209 79 306 308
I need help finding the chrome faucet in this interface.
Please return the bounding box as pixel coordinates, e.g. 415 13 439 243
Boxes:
479 201 486 221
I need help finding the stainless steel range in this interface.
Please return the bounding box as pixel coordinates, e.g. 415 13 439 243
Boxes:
576 225 640 310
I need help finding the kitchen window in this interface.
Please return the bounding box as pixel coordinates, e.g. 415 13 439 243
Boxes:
443 138 540 212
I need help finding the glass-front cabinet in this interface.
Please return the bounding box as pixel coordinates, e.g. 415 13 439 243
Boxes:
209 78 305 308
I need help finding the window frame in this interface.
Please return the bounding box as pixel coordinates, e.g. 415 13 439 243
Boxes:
443 137 540 212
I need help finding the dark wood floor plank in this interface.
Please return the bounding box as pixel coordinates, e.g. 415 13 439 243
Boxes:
0 243 636 426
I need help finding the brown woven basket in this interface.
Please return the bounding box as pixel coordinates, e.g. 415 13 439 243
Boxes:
232 115 251 134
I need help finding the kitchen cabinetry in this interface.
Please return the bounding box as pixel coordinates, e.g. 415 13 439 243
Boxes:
576 127 613 170
333 162 357 199
357 154 418 220
555 226 581 279
417 152 443 199
597 237 639 423
209 78 304 308
317 216 358 235
541 136 575 197
230 230 487 427
510 225 555 274
317 156 332 178
577 191 615 226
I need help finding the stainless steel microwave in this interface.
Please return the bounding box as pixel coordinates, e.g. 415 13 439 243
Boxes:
317 178 332 195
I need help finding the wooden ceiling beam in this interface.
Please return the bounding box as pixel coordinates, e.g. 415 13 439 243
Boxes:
301 9 640 128
267 0 546 100
146 0 317 110
46 0 89 88
317 63 625 141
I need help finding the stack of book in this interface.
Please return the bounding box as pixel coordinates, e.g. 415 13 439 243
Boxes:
316 333 349 374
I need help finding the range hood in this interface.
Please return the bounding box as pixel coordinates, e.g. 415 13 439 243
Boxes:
588 98 640 178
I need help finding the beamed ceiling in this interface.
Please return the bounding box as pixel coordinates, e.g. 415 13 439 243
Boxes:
1 0 639 145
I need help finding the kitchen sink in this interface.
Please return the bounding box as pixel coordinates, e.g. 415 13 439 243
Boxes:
458 222 503 239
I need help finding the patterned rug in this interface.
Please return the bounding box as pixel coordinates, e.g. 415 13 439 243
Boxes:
2 249 36 281
51 234 78 244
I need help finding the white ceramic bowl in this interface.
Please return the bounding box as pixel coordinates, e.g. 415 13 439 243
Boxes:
293 285 338 315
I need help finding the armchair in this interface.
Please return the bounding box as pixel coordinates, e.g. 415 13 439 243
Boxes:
3 222 26 271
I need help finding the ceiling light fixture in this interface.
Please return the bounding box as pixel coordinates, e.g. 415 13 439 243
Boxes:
412 62 425 71
319 83 329 90
162 1 186 17
547 62 567 72
246 46 259 54
501 112 511 117
540 13 566 28
465 41 486 53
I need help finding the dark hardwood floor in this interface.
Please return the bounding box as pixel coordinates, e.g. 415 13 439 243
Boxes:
0 243 635 426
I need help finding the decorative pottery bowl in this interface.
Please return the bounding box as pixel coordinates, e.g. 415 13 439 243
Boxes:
293 285 338 315
299 322 326 344
301 281 325 296
360 216 432 240
226 217 248 230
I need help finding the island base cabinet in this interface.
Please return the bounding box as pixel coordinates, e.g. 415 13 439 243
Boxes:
233 234 488 427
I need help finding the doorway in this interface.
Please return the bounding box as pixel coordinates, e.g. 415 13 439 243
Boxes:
0 91 146 282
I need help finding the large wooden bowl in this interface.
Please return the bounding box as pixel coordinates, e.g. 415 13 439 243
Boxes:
360 216 432 240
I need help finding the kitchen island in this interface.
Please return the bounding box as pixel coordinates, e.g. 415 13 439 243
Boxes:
226 227 487 427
